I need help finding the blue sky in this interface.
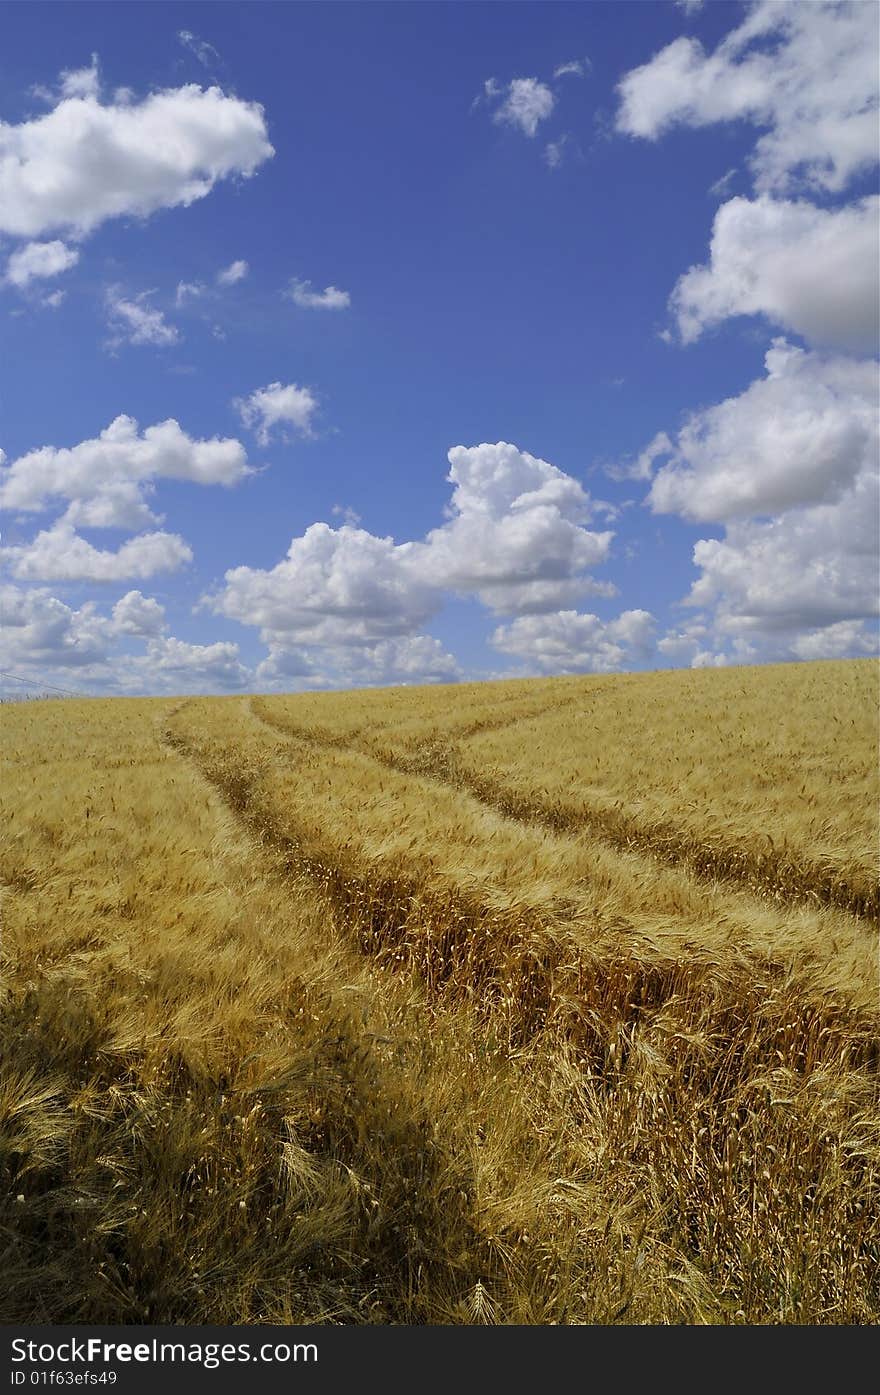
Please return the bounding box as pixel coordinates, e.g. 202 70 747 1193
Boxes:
1 0 877 695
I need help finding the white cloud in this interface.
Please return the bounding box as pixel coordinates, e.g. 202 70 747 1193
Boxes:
686 472 878 639
215 522 433 648
491 608 656 674
111 589 166 636
657 619 712 661
143 635 249 689
253 645 316 685
106 288 179 348
670 195 879 352
491 78 556 138
343 635 460 685
212 442 617 677
645 343 879 662
0 414 250 522
418 442 614 614
217 258 248 286
0 72 273 239
287 277 350 310
0 582 112 670
257 633 460 690
616 0 879 195
42 289 65 309
790 620 879 661
235 381 319 445
62 484 162 531
4 521 192 583
58 57 101 102
5 239 79 288
0 582 250 694
648 340 878 521
674 0 704 15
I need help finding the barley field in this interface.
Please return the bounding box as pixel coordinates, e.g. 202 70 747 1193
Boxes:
1 659 878 1324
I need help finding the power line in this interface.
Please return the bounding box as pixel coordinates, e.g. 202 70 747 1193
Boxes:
0 671 89 698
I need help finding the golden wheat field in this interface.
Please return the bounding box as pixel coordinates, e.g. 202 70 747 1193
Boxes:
1 659 878 1324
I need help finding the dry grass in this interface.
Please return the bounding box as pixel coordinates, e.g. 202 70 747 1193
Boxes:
2 662 878 1324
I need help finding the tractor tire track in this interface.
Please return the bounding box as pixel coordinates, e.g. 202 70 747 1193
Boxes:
162 702 879 1081
249 698 878 924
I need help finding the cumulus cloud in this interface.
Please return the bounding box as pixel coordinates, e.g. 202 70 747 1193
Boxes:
614 0 878 669
790 620 879 662
3 521 193 582
256 633 461 691
211 442 616 679
0 413 251 522
488 78 556 137
0 70 273 239
287 278 350 310
217 258 248 286
657 620 726 670
0 582 250 694
344 635 460 685
0 583 112 670
63 483 162 531
56 57 102 102
648 341 878 521
686 473 878 638
616 0 879 195
491 608 656 674
111 589 166 636
670 195 879 352
5 239 79 288
143 635 249 689
644 343 879 662
106 288 180 348
418 442 614 613
215 522 433 648
235 381 319 445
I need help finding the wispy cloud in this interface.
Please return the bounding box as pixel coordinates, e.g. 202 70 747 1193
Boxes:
553 58 590 79
175 280 205 307
492 77 555 137
217 259 248 286
287 278 351 310
544 135 570 170
178 29 221 68
106 288 179 349
709 168 739 199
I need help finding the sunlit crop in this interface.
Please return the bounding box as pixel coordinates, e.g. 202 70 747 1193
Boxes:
2 660 878 1323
